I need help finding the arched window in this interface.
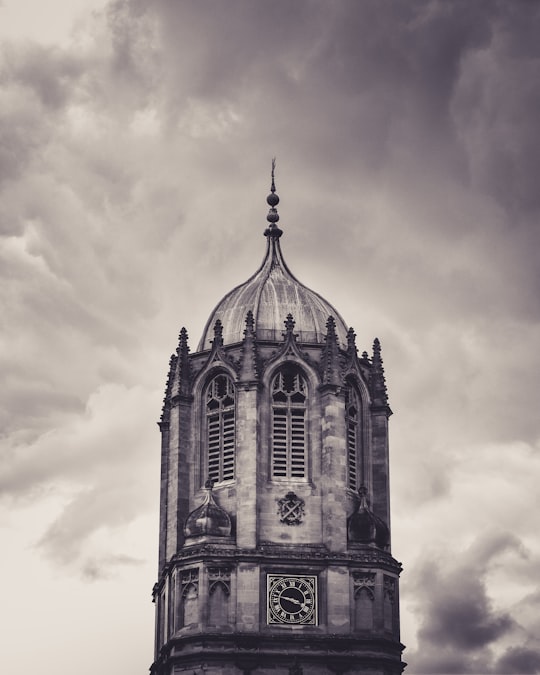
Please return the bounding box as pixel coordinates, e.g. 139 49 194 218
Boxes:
271 365 307 479
205 373 235 483
345 384 361 491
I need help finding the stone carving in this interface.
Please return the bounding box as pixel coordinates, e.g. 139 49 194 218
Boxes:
208 566 231 596
277 491 305 526
353 571 376 599
181 568 199 595
353 571 375 587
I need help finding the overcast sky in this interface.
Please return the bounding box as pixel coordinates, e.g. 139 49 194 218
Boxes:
1 1 539 673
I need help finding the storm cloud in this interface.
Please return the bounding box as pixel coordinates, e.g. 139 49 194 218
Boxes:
1 1 539 674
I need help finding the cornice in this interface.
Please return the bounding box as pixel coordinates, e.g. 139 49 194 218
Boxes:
151 632 406 675
153 544 402 589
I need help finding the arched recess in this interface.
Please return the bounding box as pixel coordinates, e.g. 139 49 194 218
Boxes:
203 371 236 484
354 586 374 631
181 583 198 627
207 566 231 627
269 363 309 480
208 581 230 626
179 568 199 629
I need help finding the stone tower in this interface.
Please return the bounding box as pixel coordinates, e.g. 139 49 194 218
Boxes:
150 167 405 675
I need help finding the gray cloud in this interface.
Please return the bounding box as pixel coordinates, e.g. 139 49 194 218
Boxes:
1 2 539 673
406 532 539 673
495 646 540 675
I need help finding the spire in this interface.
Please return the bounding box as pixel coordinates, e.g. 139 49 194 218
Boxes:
159 353 176 425
370 337 389 408
322 316 341 387
346 327 357 358
239 310 259 383
212 319 224 347
265 158 283 238
176 327 192 398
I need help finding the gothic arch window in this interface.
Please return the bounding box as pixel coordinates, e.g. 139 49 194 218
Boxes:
353 572 375 631
271 364 307 480
208 567 231 627
205 373 235 483
345 383 361 491
180 569 199 628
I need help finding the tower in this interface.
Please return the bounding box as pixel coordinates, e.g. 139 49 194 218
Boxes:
151 167 405 675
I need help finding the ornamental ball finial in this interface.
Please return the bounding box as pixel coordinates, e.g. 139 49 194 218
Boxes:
264 158 283 237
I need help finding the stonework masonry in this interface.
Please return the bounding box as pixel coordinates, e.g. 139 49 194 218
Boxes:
150 177 405 675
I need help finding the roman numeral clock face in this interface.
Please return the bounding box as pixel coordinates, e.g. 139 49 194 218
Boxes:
267 575 317 625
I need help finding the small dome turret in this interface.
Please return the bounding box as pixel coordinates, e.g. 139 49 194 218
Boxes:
184 479 232 539
348 486 389 549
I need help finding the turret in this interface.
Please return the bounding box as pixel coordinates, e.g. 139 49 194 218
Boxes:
151 164 405 675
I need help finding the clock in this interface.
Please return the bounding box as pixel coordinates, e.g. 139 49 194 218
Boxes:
267 574 317 625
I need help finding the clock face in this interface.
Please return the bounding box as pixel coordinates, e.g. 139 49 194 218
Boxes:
267 574 317 625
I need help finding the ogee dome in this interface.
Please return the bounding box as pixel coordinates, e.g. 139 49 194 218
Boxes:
198 170 348 351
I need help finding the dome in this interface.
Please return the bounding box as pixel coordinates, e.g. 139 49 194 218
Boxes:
184 480 232 539
198 232 349 351
348 486 389 549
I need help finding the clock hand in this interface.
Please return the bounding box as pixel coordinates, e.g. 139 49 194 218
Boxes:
282 596 302 606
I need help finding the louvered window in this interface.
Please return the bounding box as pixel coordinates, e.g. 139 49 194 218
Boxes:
206 374 235 483
345 385 360 490
271 366 307 479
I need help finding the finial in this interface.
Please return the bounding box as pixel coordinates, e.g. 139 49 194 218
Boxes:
284 313 296 334
240 310 259 383
270 157 276 194
267 160 280 214
347 327 357 354
370 337 389 407
265 158 282 238
205 477 215 490
176 326 192 398
177 327 189 353
358 485 369 508
212 319 224 346
244 309 255 334
322 316 340 387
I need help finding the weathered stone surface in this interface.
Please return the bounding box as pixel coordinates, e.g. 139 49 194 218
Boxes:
151 181 404 675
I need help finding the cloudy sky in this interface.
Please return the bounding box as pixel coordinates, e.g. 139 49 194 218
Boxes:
1 1 539 673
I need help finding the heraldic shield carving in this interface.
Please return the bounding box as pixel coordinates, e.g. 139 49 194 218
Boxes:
277 491 305 526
